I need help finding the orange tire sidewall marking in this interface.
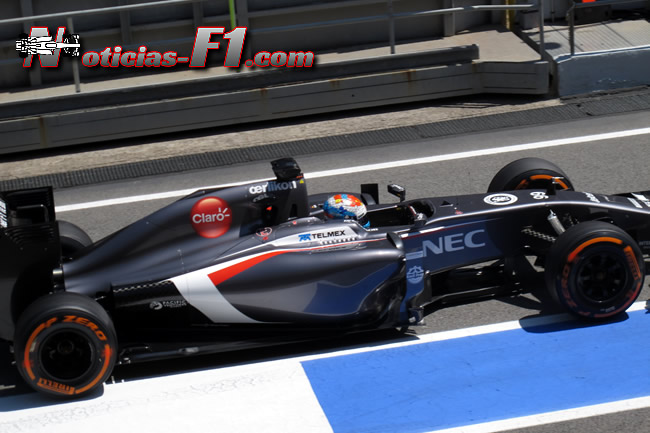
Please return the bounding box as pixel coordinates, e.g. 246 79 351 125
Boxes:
562 237 642 318
516 174 569 190
22 315 114 395
560 263 579 309
75 344 113 394
36 377 75 395
623 245 643 281
621 245 644 306
529 174 569 190
515 179 530 189
567 237 623 263
23 317 58 380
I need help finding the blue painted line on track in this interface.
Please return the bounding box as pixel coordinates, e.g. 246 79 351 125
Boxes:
302 310 650 433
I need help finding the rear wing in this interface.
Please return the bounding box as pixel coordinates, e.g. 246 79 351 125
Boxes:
0 187 60 341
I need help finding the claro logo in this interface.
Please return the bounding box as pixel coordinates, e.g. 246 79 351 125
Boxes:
190 197 232 238
423 229 486 256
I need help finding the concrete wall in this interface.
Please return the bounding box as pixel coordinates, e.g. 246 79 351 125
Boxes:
0 46 549 154
539 0 647 21
555 45 650 96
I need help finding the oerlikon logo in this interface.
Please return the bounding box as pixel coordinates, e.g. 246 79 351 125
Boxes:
190 197 232 238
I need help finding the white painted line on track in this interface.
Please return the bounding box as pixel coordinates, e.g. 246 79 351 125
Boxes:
306 127 650 179
0 360 334 433
425 396 650 433
56 178 270 212
56 127 650 213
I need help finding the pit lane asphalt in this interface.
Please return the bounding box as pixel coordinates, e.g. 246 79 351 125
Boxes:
3 109 650 432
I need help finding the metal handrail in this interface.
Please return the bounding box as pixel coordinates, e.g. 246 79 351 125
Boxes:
251 5 536 34
0 0 544 93
0 0 207 26
566 0 646 55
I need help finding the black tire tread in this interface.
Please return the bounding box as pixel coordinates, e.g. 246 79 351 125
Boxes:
544 221 644 320
488 157 573 192
58 220 92 258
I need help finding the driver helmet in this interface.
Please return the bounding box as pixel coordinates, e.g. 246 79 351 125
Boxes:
323 194 369 228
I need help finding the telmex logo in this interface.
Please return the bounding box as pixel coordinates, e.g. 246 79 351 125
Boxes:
422 229 486 256
249 181 297 195
298 230 346 242
190 197 232 238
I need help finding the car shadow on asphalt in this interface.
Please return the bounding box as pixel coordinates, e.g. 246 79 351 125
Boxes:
519 311 633 334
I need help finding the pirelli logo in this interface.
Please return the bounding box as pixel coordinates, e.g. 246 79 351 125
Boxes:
37 377 75 394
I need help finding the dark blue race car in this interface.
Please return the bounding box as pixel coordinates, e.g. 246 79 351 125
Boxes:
1 157 648 398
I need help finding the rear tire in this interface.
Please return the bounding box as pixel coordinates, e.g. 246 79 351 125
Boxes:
14 292 117 398
58 221 92 259
545 221 644 320
488 158 574 192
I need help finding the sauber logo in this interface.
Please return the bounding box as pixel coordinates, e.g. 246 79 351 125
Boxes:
484 193 518 206
191 197 232 238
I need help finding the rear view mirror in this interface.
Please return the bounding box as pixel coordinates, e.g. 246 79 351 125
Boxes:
388 184 406 202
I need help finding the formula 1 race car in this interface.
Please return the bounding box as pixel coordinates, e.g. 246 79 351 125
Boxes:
1 157 649 398
15 33 80 58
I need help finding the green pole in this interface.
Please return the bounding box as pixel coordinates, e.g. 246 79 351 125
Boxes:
228 0 236 29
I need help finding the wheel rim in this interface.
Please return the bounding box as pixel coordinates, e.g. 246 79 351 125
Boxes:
39 330 95 382
514 174 570 191
575 251 628 304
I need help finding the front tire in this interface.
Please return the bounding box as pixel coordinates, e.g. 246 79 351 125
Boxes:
488 157 574 192
545 221 644 320
14 292 117 398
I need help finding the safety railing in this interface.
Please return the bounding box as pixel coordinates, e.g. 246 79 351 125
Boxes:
566 0 648 55
0 0 542 93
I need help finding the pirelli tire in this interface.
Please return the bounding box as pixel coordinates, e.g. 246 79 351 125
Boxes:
14 292 117 398
545 221 644 320
488 157 574 192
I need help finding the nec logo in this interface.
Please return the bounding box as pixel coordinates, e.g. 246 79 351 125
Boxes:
423 229 486 256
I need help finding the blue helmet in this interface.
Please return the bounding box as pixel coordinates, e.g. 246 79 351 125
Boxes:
323 194 369 228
